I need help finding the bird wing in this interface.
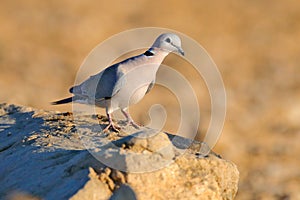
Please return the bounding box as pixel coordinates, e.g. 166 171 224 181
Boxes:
70 53 155 101
70 63 126 100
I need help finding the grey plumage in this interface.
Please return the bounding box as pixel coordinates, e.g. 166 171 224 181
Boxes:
52 33 184 132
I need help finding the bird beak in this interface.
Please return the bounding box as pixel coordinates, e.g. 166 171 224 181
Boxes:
177 46 185 56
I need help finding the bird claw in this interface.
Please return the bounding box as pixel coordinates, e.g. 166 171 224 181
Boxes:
103 122 121 132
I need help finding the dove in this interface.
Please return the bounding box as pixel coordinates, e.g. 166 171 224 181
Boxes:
52 33 184 132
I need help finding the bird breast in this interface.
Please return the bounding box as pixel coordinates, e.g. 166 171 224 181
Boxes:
110 65 159 111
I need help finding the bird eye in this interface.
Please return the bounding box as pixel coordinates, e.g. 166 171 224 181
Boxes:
165 38 171 43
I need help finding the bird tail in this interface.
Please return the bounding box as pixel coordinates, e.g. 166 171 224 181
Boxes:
51 97 73 105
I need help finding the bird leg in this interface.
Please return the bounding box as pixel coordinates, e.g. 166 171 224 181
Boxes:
121 109 140 129
103 113 120 132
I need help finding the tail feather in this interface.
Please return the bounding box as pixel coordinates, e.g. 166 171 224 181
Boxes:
51 97 73 105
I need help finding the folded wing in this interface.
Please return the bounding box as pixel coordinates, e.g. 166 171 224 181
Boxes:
70 64 125 100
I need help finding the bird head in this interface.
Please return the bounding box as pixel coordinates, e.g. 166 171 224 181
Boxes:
151 33 185 56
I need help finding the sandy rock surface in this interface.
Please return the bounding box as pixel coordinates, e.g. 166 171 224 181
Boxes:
0 103 239 200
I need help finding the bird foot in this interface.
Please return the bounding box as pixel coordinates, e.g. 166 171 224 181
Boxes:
127 121 141 129
103 122 121 132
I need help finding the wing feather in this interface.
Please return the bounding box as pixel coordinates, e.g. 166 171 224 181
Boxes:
70 63 125 100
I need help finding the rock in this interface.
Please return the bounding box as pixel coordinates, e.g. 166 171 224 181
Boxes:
95 129 176 172
126 154 239 200
0 103 239 200
70 168 111 200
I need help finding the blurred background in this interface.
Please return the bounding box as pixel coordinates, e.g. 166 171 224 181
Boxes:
1 0 299 199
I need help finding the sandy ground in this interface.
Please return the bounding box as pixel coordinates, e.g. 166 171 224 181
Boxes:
0 0 300 199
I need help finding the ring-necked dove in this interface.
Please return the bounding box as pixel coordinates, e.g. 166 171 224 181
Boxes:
52 33 184 132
